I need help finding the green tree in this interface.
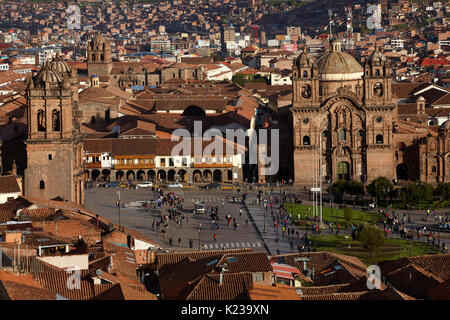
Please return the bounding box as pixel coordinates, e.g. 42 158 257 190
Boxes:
358 211 367 223
358 224 385 258
367 177 393 206
231 74 245 86
347 180 365 200
344 207 353 226
405 181 433 208
433 183 450 200
331 180 347 202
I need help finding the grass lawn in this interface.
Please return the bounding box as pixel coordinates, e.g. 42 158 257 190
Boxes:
283 203 379 226
308 234 440 265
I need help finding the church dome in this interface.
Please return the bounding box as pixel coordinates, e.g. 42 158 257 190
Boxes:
365 48 387 67
316 39 363 81
35 62 62 84
295 48 315 68
49 52 71 76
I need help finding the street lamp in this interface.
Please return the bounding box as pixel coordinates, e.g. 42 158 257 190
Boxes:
198 223 202 251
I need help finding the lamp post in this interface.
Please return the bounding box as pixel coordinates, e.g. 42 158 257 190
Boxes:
198 223 202 251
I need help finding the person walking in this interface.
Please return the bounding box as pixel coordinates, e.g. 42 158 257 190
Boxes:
239 208 242 217
178 237 182 246
214 233 217 241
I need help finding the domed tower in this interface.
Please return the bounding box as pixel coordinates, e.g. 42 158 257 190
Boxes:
24 58 84 205
292 47 319 108
87 33 113 78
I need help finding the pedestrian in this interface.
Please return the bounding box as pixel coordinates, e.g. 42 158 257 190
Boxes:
239 208 242 217
169 238 173 246
277 248 280 255
189 239 193 248
178 237 181 246
214 233 217 241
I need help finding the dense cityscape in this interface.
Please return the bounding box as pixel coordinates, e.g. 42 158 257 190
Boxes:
0 0 448 304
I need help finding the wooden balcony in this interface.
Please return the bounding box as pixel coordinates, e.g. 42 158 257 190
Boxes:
86 163 101 169
192 163 233 168
114 164 156 170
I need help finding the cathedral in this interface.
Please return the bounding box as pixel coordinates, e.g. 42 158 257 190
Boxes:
291 39 397 184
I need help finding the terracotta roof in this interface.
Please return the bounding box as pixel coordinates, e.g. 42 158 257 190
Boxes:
19 208 60 222
0 209 16 223
156 249 252 278
297 283 349 295
0 270 56 300
22 231 73 248
298 291 367 300
0 175 21 194
248 283 300 300
186 272 253 300
426 279 450 300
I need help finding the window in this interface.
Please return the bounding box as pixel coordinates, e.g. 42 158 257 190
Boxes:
169 158 174 166
39 180 45 190
37 110 45 132
339 129 346 141
303 118 309 125
92 54 95 61
376 116 383 123
90 116 96 124
252 272 264 282
376 134 384 144
432 166 437 173
48 154 52 160
375 69 380 76
52 110 61 131
303 70 308 78
358 130 364 137
303 136 310 145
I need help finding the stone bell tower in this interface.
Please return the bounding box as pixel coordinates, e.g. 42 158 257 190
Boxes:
24 55 84 205
87 33 113 78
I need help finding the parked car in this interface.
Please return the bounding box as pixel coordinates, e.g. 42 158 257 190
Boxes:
136 181 153 188
194 202 205 214
167 182 183 188
105 181 119 188
205 183 221 189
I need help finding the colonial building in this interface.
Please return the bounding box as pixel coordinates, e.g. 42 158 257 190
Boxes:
24 53 84 204
291 40 397 184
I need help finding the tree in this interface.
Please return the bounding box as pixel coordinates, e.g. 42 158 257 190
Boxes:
367 177 393 206
433 183 450 201
358 224 385 258
331 180 347 202
358 211 367 224
405 181 433 208
231 74 245 86
347 180 365 200
344 207 353 226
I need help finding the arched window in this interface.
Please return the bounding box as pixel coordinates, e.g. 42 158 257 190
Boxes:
100 53 104 61
339 129 346 141
39 180 45 190
90 116 96 124
376 134 384 144
303 70 308 78
37 110 45 132
375 69 380 76
303 136 310 145
52 110 60 131
92 54 95 61
105 109 110 122
432 166 437 173
48 154 52 160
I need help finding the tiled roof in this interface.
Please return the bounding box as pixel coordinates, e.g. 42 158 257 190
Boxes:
156 249 252 278
19 208 60 222
426 279 450 300
212 252 272 274
298 291 367 300
248 283 300 300
186 272 253 300
0 209 15 223
0 175 21 194
297 283 349 295
0 269 56 300
22 231 73 248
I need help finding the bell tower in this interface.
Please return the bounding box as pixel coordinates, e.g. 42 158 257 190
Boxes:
362 48 394 106
24 56 84 205
87 33 113 78
292 48 320 108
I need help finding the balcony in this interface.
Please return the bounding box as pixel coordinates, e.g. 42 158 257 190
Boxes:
114 163 156 170
86 163 101 169
192 163 234 168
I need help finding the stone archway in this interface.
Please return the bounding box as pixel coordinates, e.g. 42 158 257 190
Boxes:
116 170 124 181
101 169 111 181
178 169 187 182
193 170 202 182
91 169 100 181
137 170 146 181
157 170 166 181
168 169 176 181
147 170 156 182
203 170 212 183
126 170 135 181
213 170 222 182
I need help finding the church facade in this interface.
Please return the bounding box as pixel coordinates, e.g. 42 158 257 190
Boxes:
291 40 397 184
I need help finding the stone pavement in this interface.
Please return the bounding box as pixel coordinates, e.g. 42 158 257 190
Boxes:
244 196 305 255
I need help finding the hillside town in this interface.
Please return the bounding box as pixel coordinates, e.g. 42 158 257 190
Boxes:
0 0 449 302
